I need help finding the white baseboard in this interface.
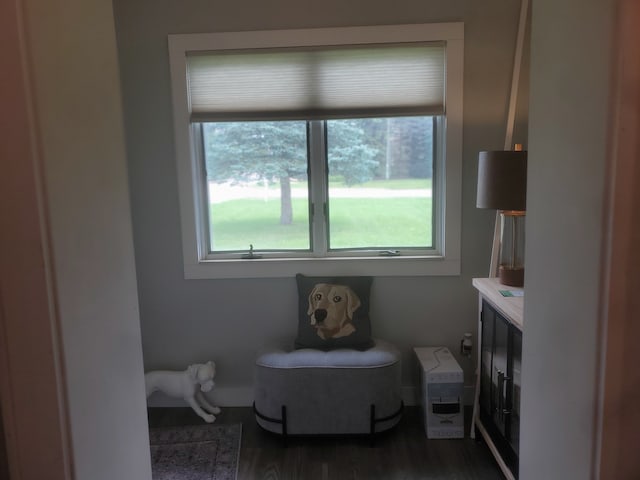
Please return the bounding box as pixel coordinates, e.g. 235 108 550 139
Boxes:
147 385 475 408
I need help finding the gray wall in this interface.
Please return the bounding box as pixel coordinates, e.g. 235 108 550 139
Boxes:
113 0 529 404
520 0 613 478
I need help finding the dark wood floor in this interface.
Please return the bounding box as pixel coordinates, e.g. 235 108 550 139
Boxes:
148 406 504 480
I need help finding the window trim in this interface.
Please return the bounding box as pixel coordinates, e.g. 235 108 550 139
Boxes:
169 23 463 279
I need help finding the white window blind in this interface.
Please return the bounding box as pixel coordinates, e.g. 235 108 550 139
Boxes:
187 43 445 121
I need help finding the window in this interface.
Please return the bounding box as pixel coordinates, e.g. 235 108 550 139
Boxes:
169 24 463 278
201 117 436 255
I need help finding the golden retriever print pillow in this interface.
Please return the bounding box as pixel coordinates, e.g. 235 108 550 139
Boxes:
295 274 374 351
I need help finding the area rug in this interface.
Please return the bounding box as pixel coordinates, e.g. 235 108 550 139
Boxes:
149 423 242 480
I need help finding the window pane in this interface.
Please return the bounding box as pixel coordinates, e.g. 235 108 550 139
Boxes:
201 121 310 252
326 117 434 250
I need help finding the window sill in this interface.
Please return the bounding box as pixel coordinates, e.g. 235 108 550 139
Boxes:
183 255 461 279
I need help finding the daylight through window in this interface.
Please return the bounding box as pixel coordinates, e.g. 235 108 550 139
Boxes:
201 117 436 254
169 24 463 277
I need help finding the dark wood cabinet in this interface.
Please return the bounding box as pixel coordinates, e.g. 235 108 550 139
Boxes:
479 300 522 477
472 278 523 480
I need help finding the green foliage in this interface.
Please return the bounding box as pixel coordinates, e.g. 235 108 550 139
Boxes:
203 117 434 185
203 121 307 183
404 116 434 178
383 117 434 179
327 119 379 185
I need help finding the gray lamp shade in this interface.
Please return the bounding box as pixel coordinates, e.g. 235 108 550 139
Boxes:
476 150 527 211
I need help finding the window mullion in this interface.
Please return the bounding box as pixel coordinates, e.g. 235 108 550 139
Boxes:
192 123 211 259
308 121 328 256
433 116 444 255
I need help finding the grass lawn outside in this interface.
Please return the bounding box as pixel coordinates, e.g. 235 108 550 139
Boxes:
209 196 433 252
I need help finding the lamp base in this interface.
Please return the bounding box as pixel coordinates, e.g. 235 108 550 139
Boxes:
498 265 524 287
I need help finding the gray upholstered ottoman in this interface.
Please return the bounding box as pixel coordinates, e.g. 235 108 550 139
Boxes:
253 339 403 438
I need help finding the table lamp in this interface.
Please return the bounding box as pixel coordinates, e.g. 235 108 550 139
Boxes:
476 149 527 287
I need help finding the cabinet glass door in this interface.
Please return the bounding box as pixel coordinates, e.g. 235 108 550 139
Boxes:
479 301 494 419
508 328 522 456
492 312 509 436
477 297 521 478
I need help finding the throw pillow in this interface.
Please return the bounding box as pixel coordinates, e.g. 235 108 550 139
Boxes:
294 274 374 351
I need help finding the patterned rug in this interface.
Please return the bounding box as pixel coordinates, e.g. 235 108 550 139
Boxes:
149 423 242 480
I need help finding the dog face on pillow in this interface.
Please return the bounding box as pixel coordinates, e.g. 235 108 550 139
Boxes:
307 283 361 339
